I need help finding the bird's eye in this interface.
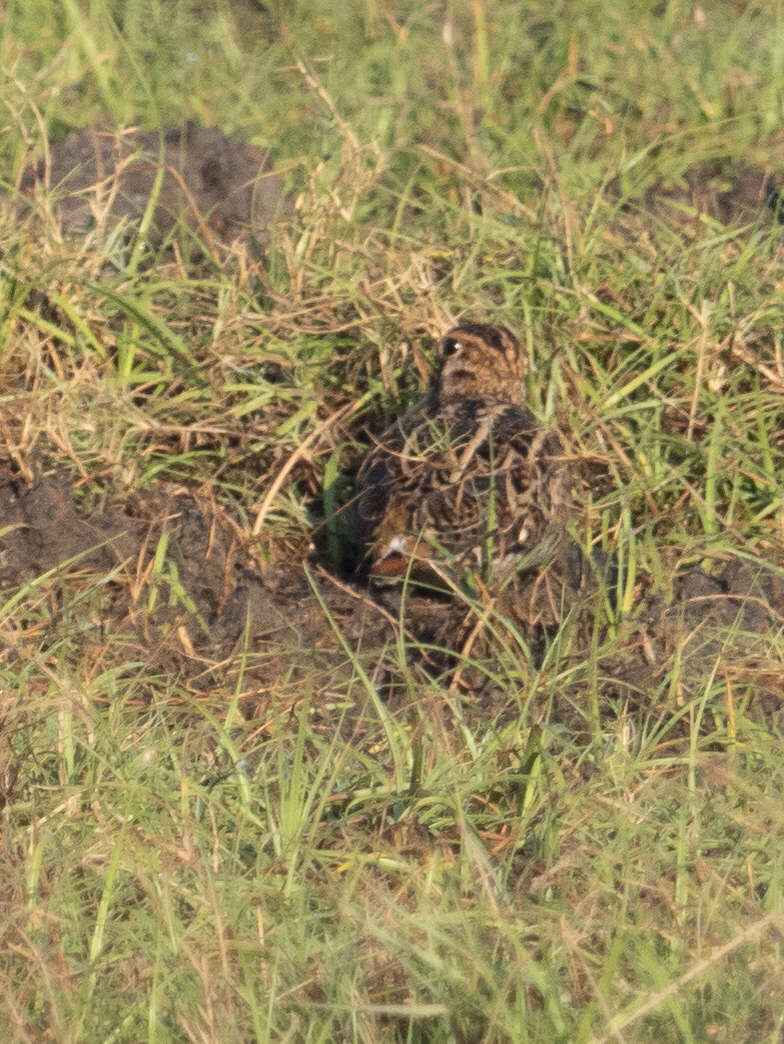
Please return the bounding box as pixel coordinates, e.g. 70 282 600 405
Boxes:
442 337 461 357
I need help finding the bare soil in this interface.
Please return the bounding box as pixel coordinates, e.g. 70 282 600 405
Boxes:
609 160 783 234
11 123 285 249
1 470 782 735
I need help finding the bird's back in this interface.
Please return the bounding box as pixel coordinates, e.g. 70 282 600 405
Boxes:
356 394 570 579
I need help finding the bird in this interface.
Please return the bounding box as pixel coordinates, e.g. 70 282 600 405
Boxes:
354 322 572 592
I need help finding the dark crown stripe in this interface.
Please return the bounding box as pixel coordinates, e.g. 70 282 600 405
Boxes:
448 322 514 355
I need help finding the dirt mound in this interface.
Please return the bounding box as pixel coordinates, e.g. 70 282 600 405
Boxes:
607 161 783 235
1 470 781 730
644 163 781 227
10 123 285 247
0 470 392 708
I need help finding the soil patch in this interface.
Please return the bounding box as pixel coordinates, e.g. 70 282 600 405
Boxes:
611 162 783 233
0 470 391 709
10 123 285 248
1 470 782 732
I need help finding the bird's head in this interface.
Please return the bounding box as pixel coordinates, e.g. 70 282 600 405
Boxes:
435 322 525 402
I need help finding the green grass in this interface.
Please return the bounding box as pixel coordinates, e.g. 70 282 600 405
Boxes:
2 0 784 1039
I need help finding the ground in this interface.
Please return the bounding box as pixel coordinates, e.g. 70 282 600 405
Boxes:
1 1 784 1041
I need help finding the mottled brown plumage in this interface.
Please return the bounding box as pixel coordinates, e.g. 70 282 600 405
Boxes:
355 322 571 585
